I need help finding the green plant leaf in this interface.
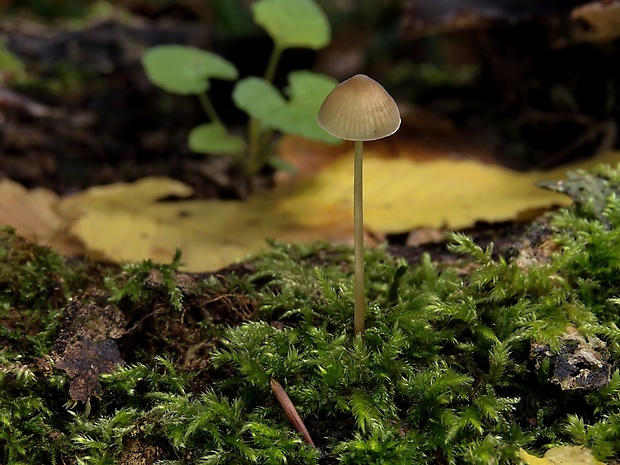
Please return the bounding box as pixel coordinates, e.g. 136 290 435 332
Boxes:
266 155 297 173
252 0 330 50
0 38 28 85
232 77 287 123
142 45 238 95
233 72 338 143
277 71 339 142
188 123 247 155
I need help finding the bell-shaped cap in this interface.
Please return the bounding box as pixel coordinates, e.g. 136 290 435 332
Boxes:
317 74 401 141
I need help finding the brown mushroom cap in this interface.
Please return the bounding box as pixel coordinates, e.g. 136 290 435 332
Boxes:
317 74 401 141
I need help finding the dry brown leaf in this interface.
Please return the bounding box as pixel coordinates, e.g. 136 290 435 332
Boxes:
0 178 82 256
571 1 620 43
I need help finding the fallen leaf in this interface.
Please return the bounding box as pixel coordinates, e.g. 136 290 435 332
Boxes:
0 178 82 256
571 1 620 43
276 110 505 182
519 445 605 465
57 150 620 271
58 177 350 271
276 150 620 232
0 178 60 236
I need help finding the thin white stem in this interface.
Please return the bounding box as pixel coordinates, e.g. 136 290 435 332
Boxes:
353 140 365 336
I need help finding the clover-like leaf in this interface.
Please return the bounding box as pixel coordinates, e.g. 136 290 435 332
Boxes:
233 72 338 143
142 45 238 95
252 0 330 50
189 123 247 156
232 77 287 123
276 71 338 142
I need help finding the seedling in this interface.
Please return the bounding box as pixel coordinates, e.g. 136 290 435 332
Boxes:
317 74 401 335
142 0 339 182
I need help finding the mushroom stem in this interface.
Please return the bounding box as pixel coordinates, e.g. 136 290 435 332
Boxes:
316 74 401 336
353 139 365 336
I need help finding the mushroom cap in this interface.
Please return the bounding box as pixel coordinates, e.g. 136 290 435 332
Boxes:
317 74 401 141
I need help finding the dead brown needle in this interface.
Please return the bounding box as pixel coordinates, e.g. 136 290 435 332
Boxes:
270 378 316 447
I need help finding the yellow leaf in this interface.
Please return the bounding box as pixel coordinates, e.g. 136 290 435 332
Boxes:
519 446 605 465
278 150 620 232
58 177 350 271
57 151 620 272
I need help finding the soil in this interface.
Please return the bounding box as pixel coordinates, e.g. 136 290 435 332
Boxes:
0 16 251 199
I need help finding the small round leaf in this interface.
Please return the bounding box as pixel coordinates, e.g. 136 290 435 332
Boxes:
276 71 338 142
232 77 286 122
233 73 339 143
189 123 247 155
143 45 238 95
252 0 330 50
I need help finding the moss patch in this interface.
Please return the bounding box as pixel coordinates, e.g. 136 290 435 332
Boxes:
3 166 620 464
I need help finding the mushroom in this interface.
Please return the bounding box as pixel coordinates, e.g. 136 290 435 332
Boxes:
317 74 401 336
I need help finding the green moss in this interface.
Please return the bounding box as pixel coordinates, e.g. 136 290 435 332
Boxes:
0 352 71 465
0 227 75 354
0 228 90 464
4 166 620 463
104 249 184 312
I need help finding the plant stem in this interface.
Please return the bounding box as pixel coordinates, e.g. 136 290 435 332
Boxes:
353 140 365 336
247 119 261 177
198 92 222 125
246 43 283 178
264 43 283 83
